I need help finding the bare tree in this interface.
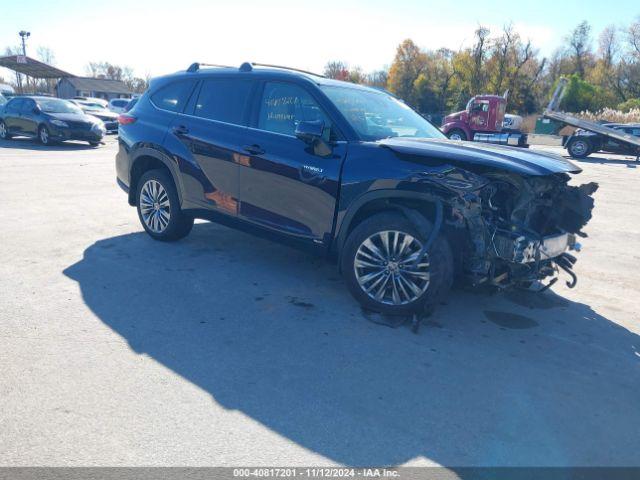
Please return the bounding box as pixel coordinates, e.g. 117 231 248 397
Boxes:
323 61 349 80
36 46 56 65
628 17 640 57
567 21 592 77
471 26 490 93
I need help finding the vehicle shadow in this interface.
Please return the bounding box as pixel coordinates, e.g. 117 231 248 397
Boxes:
0 137 99 150
63 223 640 467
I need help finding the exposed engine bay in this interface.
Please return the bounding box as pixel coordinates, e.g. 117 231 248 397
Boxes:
449 171 598 289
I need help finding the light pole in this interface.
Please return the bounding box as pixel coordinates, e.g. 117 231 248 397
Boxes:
19 30 30 56
18 30 31 93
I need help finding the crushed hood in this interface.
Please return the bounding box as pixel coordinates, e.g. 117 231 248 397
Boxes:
378 137 581 176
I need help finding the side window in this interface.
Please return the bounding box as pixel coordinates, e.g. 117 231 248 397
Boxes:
6 99 23 113
21 99 36 113
258 82 330 137
150 80 195 112
193 79 252 125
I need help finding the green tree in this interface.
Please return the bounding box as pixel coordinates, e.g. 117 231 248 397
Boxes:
559 74 614 112
387 39 427 107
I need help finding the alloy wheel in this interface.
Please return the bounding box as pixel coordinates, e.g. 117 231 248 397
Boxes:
0 122 6 139
139 179 171 233
354 230 430 306
39 127 49 144
449 132 462 140
571 140 588 156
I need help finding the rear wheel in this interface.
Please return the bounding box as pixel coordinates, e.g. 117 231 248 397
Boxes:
0 121 11 140
447 129 467 141
567 138 591 158
341 212 453 315
136 169 193 241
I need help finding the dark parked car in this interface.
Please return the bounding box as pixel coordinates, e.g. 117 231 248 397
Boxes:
566 123 640 158
116 62 597 314
69 99 119 133
0 96 106 146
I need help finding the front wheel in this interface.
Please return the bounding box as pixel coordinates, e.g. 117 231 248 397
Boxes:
38 125 51 145
567 138 591 159
341 212 453 315
136 169 193 241
0 121 11 140
447 129 467 141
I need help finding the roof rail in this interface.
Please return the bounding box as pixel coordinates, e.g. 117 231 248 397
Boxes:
186 61 326 78
186 62 234 73
249 62 326 78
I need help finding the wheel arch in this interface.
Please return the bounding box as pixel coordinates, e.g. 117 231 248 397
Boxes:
441 121 471 140
128 148 183 206
335 190 446 256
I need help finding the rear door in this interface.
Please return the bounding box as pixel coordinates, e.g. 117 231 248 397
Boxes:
3 98 24 134
167 76 255 215
239 80 346 243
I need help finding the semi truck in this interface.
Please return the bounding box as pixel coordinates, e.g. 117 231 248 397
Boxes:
441 78 640 159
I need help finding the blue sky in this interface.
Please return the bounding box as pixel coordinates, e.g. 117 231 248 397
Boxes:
0 0 637 79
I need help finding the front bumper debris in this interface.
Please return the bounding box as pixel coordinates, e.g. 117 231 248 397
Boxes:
492 231 575 264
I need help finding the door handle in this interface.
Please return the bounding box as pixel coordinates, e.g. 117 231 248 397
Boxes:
243 144 265 156
172 125 189 136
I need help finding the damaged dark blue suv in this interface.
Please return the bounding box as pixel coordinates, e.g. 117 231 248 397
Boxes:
116 62 597 314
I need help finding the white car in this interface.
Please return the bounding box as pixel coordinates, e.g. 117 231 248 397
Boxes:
108 98 132 113
73 96 108 109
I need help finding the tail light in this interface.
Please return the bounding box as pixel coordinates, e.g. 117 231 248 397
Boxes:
118 114 137 125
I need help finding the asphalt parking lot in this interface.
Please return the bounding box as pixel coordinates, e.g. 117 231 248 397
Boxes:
1 135 639 467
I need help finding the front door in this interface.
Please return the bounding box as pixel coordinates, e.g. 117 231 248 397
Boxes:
239 81 346 243
19 98 38 136
469 99 491 132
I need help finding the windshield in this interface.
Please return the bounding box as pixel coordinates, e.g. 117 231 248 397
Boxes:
320 86 445 141
0 95 6 106
38 98 83 114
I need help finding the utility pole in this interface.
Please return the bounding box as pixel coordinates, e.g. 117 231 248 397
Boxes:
18 30 30 93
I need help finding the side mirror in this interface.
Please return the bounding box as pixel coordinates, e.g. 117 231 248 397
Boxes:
295 120 324 144
33 106 41 114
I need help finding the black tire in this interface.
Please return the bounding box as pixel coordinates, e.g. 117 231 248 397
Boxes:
0 121 11 140
38 125 51 145
89 141 100 147
341 211 454 315
567 137 591 159
447 129 467 141
136 169 193 241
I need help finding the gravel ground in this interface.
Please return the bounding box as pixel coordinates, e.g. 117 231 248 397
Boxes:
1 136 639 467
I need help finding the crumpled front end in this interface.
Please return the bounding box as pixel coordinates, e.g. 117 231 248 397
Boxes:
449 171 598 289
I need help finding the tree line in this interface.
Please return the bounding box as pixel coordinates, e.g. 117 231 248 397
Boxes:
324 19 640 116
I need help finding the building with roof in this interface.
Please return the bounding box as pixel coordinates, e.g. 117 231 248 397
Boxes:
56 77 132 101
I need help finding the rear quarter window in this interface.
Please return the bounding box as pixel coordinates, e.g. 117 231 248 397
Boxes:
150 80 196 113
